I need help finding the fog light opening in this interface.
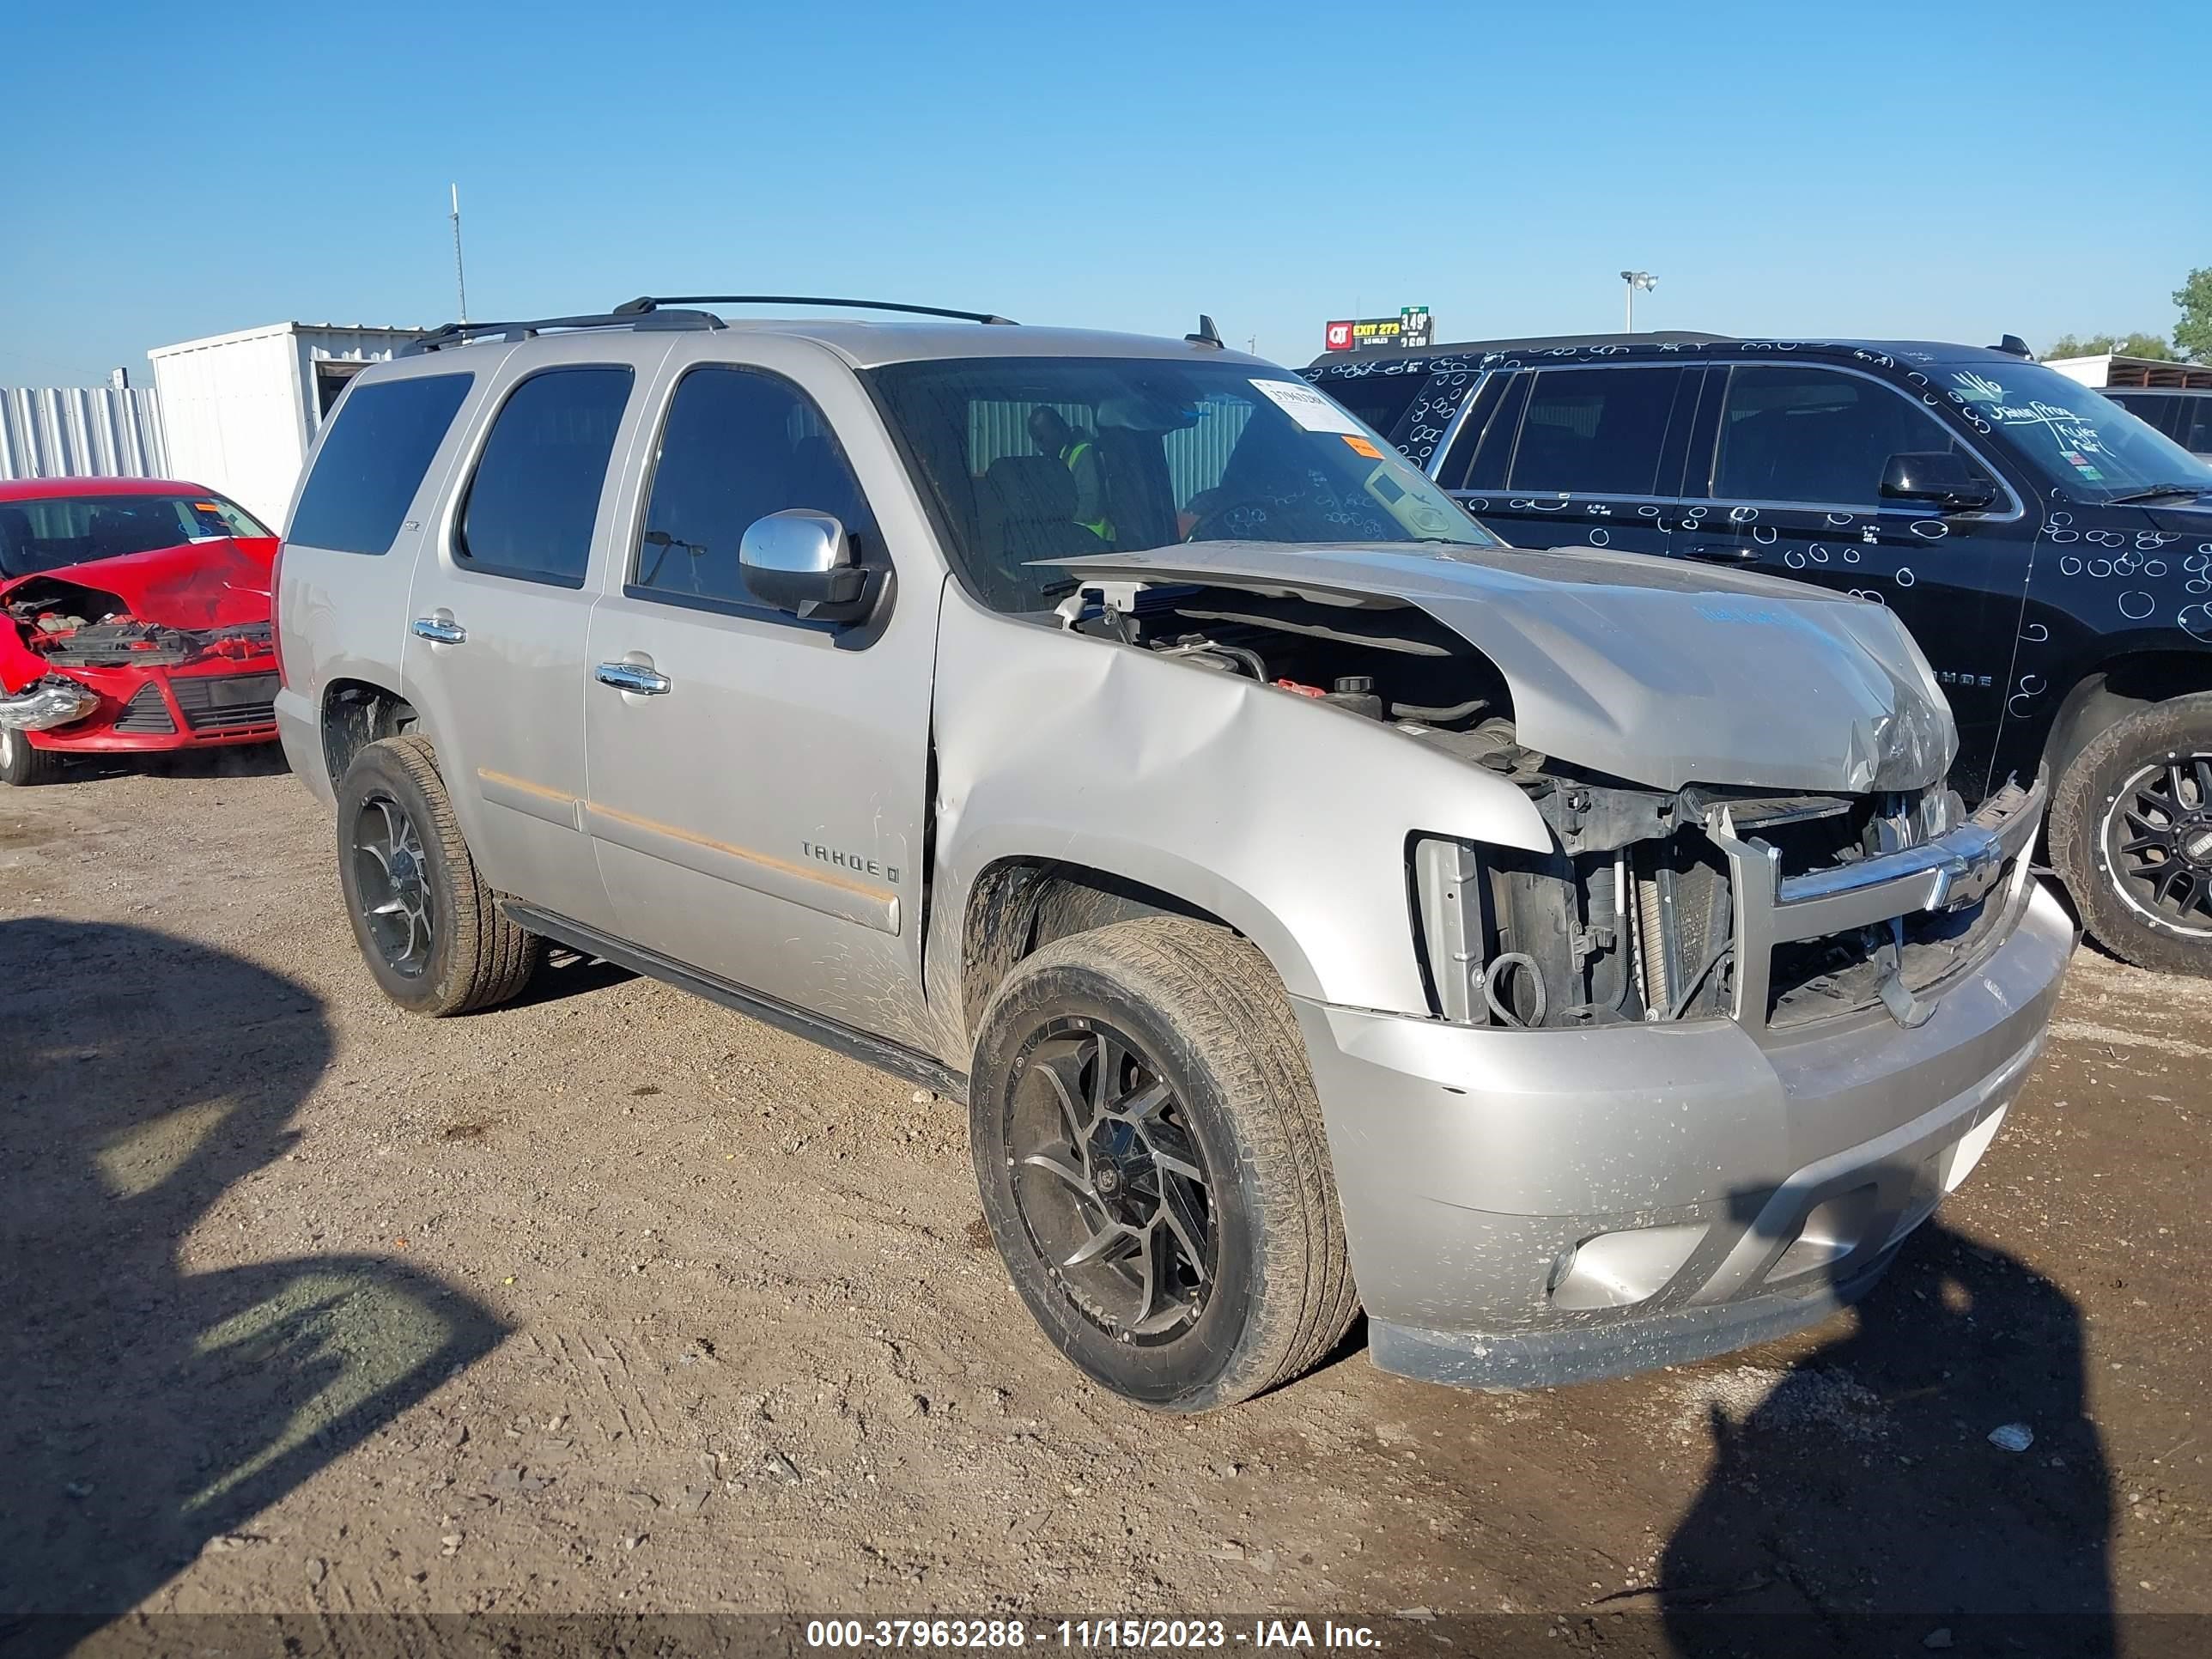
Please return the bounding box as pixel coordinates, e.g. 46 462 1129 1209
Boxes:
1547 1222 1708 1311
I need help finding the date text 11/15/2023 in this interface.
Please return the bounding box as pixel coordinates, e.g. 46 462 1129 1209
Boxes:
805 1620 1382 1650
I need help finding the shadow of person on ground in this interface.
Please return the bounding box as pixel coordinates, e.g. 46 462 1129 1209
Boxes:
1660 1220 2112 1656
0 918 507 1651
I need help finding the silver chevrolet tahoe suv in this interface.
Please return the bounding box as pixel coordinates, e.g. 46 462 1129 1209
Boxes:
274 295 2072 1412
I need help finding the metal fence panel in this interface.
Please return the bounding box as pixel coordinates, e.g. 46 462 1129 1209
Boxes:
0 386 168 481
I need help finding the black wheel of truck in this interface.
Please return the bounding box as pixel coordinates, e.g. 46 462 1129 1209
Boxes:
969 916 1358 1411
335 735 537 1016
0 725 64 787
2051 692 2212 977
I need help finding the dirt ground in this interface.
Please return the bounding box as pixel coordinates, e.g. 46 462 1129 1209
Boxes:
3 750 2207 1653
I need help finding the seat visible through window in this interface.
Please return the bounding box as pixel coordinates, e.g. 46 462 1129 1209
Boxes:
974 456 1099 610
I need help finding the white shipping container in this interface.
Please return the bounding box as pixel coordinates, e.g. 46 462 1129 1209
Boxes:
148 322 422 526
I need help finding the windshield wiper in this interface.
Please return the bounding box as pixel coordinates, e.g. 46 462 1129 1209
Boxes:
2105 483 2211 504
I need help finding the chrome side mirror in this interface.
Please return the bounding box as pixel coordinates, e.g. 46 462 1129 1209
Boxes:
738 509 869 620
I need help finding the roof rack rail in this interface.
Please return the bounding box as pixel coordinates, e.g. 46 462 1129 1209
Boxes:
1310 328 1733 367
398 307 726 356
614 295 1018 326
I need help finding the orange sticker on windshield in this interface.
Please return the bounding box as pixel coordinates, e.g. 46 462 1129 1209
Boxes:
1342 434 1382 458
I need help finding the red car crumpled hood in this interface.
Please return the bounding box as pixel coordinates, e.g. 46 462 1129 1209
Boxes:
0 536 277 629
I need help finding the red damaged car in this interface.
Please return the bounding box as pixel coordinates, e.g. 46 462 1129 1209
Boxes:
0 477 281 787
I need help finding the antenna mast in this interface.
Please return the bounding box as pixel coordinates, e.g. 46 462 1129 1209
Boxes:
450 184 470 323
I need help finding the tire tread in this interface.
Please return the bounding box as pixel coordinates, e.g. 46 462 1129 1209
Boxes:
343 735 537 1015
982 916 1358 1408
2050 691 2212 977
0 730 64 787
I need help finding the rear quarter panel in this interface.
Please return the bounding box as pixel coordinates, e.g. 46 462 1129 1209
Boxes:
275 362 496 805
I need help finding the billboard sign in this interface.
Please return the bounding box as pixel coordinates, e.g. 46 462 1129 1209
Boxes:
1322 307 1433 353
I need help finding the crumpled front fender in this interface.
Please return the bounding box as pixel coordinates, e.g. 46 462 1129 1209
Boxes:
922 592 1553 1048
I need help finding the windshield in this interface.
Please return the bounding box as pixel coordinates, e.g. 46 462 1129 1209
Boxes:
1940 361 2212 501
0 491 272 579
867 357 1494 611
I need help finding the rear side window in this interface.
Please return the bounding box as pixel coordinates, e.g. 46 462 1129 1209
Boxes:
633 367 876 610
457 367 635 586
2181 402 2212 455
2110 392 2184 440
1451 372 1532 491
1307 369 1430 442
1507 367 1681 495
288 373 472 554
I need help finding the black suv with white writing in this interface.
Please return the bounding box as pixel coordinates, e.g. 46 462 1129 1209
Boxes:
1307 332 2212 974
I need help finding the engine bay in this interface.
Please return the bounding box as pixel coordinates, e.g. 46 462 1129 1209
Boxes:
6 577 274 669
1063 577 2020 1035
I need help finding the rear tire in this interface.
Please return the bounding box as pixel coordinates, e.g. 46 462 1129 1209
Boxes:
335 735 537 1015
0 726 64 787
2051 692 2212 976
969 916 1358 1411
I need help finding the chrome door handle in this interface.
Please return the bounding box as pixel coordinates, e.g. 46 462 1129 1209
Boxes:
593 661 672 696
410 617 468 643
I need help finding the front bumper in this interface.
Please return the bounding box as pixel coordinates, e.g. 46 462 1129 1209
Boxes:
1292 877 2074 1390
4 659 281 754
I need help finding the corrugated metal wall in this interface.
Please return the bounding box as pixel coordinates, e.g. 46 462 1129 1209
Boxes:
0 386 167 481
965 398 1255 503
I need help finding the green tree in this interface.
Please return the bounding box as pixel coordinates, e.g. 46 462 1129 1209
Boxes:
2175 267 2212 363
2043 331 2177 362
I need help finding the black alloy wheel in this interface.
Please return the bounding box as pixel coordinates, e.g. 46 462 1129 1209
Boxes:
2102 754 2212 934
969 916 1358 1411
351 788 437 978
333 735 538 1016
2051 692 2212 976
1007 1019 1217 1340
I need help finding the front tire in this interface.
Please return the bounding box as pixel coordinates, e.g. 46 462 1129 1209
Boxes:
2051 692 2212 976
335 735 537 1015
0 725 64 787
969 916 1358 1411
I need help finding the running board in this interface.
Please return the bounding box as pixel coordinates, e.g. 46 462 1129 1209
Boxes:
500 901 969 1104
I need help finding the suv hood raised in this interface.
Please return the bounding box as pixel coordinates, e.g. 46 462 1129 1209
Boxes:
1052 541 1956 794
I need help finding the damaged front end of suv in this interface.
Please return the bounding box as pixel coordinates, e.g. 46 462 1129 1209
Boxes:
932 537 2067 1389
1046 542 2040 1034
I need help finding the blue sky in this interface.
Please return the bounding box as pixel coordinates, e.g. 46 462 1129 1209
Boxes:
4 0 2205 386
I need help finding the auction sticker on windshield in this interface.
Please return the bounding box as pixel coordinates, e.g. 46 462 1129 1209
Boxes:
1249 377 1364 434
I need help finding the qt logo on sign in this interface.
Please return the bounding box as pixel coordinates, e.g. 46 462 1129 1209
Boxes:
1323 320 1354 351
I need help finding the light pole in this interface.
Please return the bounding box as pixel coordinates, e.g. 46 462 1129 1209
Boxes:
1620 270 1656 331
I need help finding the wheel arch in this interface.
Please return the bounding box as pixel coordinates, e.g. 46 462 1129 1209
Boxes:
952 851 1307 1052
2040 647 2212 787
320 677 420 793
